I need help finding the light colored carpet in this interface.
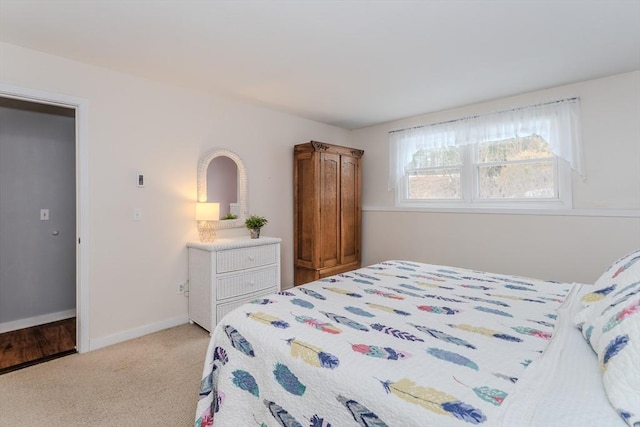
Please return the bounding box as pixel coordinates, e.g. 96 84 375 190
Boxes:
0 323 210 426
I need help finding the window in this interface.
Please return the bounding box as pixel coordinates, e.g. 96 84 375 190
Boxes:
475 135 556 200
389 99 582 210
405 135 562 204
406 145 462 200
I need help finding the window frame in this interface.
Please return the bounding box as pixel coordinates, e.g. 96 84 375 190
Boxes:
396 140 573 210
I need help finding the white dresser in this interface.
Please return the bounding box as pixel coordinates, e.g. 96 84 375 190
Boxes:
187 236 282 333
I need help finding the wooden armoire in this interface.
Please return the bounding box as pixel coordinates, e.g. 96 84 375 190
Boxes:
294 141 364 286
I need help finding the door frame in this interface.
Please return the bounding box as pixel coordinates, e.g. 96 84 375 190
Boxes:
0 83 89 353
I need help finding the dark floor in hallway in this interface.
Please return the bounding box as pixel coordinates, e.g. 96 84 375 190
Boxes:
0 317 76 374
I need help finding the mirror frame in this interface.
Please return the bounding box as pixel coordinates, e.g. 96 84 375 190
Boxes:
197 148 248 230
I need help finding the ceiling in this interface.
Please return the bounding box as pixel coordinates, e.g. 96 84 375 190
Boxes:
1 1 639 129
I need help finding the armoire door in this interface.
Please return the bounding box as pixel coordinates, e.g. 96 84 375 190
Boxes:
318 152 340 269
340 154 360 265
294 151 315 271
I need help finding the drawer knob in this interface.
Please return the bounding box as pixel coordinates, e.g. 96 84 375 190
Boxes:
248 256 255 261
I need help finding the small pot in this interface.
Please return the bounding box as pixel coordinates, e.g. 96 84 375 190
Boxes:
249 228 261 239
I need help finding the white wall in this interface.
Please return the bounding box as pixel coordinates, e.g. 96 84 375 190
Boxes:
0 42 350 348
352 71 640 284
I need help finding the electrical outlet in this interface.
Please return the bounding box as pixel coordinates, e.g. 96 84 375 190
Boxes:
178 281 188 294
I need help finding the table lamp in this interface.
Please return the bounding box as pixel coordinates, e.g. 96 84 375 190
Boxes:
196 202 220 242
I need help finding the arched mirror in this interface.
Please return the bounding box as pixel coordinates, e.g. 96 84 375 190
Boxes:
197 148 248 230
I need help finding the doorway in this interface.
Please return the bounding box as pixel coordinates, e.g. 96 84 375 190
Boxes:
0 96 78 372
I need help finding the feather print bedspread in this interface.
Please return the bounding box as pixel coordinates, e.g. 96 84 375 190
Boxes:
195 260 572 427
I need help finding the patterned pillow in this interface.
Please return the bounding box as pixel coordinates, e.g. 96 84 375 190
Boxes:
596 295 640 426
574 249 640 349
583 249 640 292
572 249 640 426
575 280 640 349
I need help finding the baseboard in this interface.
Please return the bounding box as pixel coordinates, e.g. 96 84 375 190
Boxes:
0 349 77 376
0 309 76 334
88 315 189 352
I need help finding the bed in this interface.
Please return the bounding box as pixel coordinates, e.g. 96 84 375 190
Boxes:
195 250 639 427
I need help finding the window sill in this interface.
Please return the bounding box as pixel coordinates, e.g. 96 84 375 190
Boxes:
362 205 640 218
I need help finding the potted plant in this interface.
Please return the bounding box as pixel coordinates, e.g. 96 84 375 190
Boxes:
245 215 268 239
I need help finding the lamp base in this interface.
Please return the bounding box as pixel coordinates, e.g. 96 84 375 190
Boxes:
197 221 216 243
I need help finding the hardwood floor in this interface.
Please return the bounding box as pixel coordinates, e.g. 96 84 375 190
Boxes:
0 317 76 374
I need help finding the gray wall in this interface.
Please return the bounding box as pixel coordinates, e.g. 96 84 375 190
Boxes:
0 98 76 324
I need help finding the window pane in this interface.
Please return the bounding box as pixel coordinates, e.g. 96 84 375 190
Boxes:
477 161 555 199
408 146 461 169
408 169 461 200
478 135 553 163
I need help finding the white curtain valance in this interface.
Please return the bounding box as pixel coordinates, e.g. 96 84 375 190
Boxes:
388 98 584 191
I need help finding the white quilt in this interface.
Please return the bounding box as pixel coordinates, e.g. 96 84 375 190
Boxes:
195 260 575 426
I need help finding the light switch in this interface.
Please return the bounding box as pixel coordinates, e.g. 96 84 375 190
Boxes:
133 208 142 221
40 209 49 221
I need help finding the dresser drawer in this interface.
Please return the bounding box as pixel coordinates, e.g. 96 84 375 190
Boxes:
216 266 278 300
216 244 277 273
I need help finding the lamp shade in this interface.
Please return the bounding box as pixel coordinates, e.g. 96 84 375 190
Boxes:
196 202 220 221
